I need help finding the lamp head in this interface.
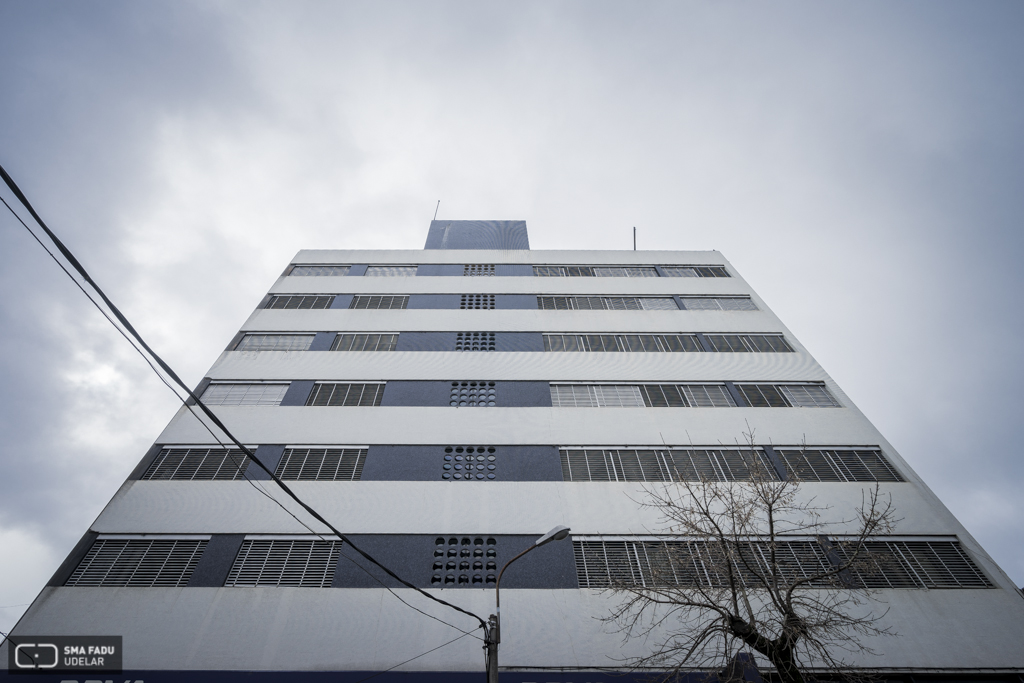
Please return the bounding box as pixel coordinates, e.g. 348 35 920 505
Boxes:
534 525 571 547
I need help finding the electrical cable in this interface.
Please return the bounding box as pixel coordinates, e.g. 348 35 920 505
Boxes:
351 630 474 683
174 406 480 640
0 195 480 644
1 193 342 607
0 163 489 632
0 195 188 408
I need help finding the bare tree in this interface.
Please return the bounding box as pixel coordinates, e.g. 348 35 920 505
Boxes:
603 429 899 683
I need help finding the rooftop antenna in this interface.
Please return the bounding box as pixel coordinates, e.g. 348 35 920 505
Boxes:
433 200 440 221
633 226 637 251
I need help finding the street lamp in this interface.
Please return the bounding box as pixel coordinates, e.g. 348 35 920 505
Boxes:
484 525 571 683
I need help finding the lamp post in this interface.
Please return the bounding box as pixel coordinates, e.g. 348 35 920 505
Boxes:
484 525 571 683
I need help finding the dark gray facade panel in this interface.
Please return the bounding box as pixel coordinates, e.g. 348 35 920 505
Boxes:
501 381 553 407
396 332 458 352
361 445 441 481
695 333 714 353
416 264 463 276
496 294 538 310
309 332 337 351
654 266 669 278
47 531 99 586
247 444 287 480
672 295 686 310
331 534 576 589
225 331 246 352
329 294 355 309
380 381 453 407
495 332 545 352
500 534 578 589
280 381 313 406
127 443 166 481
347 265 368 276
188 377 213 406
501 445 562 481
408 294 461 309
332 535 438 588
187 535 245 587
424 220 529 250
361 445 561 482
495 264 534 276
724 382 748 408
761 445 790 481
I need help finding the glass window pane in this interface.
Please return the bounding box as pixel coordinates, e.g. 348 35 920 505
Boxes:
365 265 418 276
640 297 678 310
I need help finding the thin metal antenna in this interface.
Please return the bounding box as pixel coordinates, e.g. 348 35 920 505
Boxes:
433 200 441 221
633 226 636 251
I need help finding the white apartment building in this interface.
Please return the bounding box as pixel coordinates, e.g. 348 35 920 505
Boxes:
4 220 1023 682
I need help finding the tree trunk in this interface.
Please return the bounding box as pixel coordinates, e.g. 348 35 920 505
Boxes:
728 616 804 683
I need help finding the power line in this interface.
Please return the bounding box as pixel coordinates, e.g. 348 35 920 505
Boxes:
352 630 474 683
1 191 325 558
0 163 489 632
179 404 482 640
1 190 480 644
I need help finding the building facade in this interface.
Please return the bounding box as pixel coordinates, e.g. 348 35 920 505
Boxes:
4 220 1024 681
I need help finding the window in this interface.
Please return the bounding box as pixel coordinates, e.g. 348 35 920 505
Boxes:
289 265 350 276
533 265 729 277
142 447 251 480
594 266 659 277
226 538 341 587
544 334 702 352
365 265 418 276
534 266 595 276
464 264 495 276
235 334 315 352
265 295 335 310
66 538 207 587
703 334 793 352
331 333 399 351
561 448 776 482
639 384 737 407
431 536 497 586
552 383 835 408
572 538 991 589
201 383 290 406
455 332 496 351
661 265 730 277
836 541 992 589
559 446 902 483
551 384 736 408
460 294 496 309
550 385 645 407
305 383 385 407
349 295 408 310
443 445 497 480
678 297 757 311
736 383 840 408
533 265 659 277
775 448 903 482
537 296 678 311
450 381 496 406
275 447 367 480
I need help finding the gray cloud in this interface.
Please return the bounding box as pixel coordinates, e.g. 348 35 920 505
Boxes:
1 0 1022 631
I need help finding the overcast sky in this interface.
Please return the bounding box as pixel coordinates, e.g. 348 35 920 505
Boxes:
2 1 1023 633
